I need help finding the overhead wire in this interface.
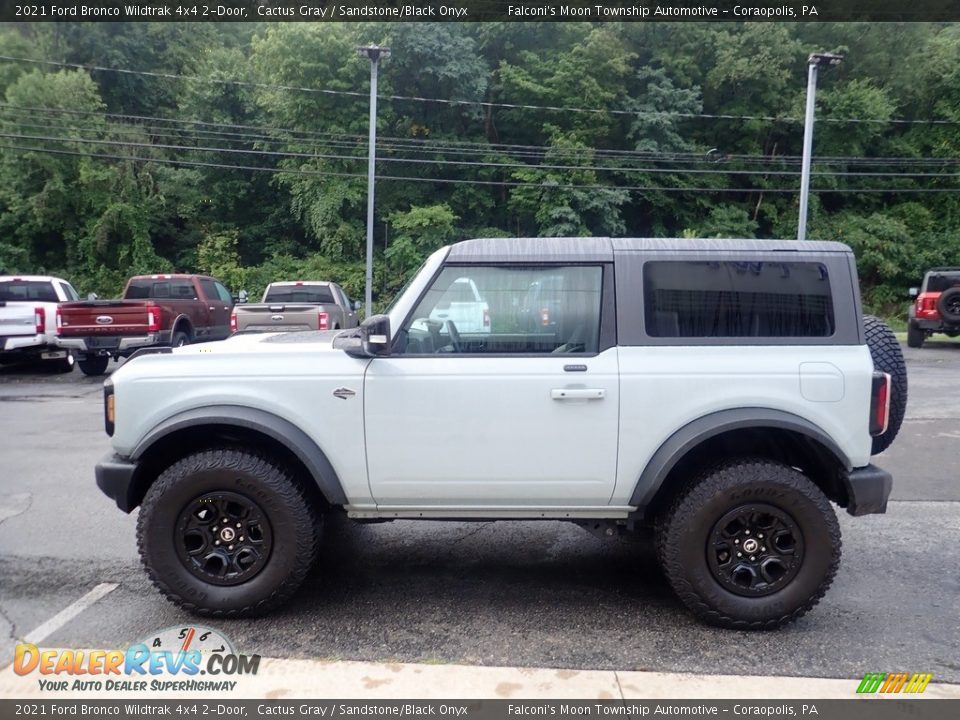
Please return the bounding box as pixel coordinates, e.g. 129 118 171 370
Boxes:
4 129 960 181
2 141 958 194
3 103 960 169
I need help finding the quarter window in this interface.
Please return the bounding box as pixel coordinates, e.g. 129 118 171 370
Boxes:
644 261 834 338
398 265 603 355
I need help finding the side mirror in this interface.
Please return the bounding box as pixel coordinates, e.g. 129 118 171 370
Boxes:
238 290 249 304
353 300 362 312
334 314 391 358
908 287 919 298
87 292 98 301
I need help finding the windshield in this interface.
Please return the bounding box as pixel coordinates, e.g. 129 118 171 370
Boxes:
385 259 429 314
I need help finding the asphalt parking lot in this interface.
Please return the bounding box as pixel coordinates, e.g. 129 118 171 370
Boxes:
1 343 958 684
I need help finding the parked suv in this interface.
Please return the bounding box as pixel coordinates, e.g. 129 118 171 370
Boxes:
907 267 960 347
95 238 905 629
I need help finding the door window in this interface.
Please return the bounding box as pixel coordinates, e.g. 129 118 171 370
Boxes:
198 279 219 301
398 265 603 355
214 282 233 304
58 282 80 301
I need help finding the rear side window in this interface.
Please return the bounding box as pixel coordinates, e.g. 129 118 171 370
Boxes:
125 279 198 300
264 285 334 304
925 274 960 293
644 261 835 338
0 280 59 302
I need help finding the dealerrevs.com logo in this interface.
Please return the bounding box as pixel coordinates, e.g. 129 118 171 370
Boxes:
13 626 260 693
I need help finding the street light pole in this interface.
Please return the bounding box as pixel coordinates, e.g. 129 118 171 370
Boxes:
798 52 843 241
357 45 390 317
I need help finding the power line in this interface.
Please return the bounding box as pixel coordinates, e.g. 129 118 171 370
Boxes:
4 103 960 169
2 54 959 126
8 130 960 181
3 141 958 195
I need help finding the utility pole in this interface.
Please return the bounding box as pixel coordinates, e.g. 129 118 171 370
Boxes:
798 51 843 241
357 45 390 317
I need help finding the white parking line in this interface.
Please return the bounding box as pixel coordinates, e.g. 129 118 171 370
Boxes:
22 583 118 645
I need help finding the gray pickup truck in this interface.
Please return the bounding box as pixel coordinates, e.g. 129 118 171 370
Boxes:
231 281 359 334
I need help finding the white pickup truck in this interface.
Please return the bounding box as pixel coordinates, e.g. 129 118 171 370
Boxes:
0 275 79 372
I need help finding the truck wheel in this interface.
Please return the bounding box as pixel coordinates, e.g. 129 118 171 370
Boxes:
137 448 320 617
77 355 109 376
171 331 190 348
656 458 840 630
864 315 907 455
48 352 75 374
906 321 925 349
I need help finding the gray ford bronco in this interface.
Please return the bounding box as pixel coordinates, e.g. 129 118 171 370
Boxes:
96 238 906 629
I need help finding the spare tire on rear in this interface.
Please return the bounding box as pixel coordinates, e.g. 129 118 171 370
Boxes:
937 287 960 323
863 315 907 455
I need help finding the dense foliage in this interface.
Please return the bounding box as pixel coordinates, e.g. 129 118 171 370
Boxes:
1 22 959 314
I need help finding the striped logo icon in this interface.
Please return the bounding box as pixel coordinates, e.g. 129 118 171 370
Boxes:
856 672 933 694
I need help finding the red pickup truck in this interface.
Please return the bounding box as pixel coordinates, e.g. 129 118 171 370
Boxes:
56 274 234 376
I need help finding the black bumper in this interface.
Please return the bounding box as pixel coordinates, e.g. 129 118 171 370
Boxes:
912 317 960 332
95 452 139 513
843 464 893 516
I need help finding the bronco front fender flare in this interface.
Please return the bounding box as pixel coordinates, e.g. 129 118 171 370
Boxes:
131 405 348 505
629 408 852 509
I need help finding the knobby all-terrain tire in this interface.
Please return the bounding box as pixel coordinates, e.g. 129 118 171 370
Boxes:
137 447 321 617
655 458 841 630
906 321 925 349
863 315 907 455
77 355 109 376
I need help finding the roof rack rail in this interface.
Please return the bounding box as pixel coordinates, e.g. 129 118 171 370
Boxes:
928 267 960 272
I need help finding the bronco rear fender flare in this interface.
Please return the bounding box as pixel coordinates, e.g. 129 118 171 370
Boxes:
131 405 348 505
629 408 852 509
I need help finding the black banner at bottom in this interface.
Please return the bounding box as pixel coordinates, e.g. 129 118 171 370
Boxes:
1 700 959 720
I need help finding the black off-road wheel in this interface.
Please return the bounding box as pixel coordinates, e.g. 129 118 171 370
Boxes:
137 448 321 617
656 458 841 630
863 315 907 455
171 330 190 348
937 287 960 323
77 355 109 376
906 321 925 349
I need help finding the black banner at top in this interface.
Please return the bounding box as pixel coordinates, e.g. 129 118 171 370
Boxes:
2 0 960 23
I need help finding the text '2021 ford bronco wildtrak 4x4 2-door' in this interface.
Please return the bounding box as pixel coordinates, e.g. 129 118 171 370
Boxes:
95 238 906 629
